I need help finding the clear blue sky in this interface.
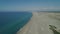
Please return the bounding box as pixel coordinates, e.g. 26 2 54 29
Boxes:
0 0 60 11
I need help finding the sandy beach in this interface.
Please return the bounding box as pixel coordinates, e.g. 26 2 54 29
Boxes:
17 12 60 34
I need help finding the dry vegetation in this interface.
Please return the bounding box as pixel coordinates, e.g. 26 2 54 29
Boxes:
48 13 60 20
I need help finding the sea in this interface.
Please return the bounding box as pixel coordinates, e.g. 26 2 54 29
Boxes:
0 12 32 34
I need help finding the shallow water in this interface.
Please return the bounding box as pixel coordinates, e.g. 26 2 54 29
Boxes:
0 12 32 34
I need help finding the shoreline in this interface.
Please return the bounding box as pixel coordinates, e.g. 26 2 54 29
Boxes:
17 12 60 34
17 12 34 34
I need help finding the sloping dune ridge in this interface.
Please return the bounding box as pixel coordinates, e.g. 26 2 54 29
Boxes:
17 12 60 34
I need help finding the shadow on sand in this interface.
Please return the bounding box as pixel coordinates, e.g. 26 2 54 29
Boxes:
49 25 60 34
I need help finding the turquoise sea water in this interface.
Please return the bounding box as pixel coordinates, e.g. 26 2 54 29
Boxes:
0 12 32 34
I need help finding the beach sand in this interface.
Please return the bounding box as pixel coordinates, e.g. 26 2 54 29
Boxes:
17 12 60 34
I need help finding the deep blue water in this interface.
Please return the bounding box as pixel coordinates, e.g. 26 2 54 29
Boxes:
0 12 32 34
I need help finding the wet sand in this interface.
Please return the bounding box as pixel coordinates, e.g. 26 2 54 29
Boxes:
17 12 60 34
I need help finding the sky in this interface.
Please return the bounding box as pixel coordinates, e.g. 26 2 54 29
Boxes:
0 0 60 11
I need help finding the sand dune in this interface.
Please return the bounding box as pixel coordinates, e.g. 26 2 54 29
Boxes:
17 12 60 34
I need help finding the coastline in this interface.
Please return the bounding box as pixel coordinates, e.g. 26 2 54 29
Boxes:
17 12 60 34
17 12 33 34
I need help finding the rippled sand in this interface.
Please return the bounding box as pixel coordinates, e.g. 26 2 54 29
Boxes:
17 12 60 34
